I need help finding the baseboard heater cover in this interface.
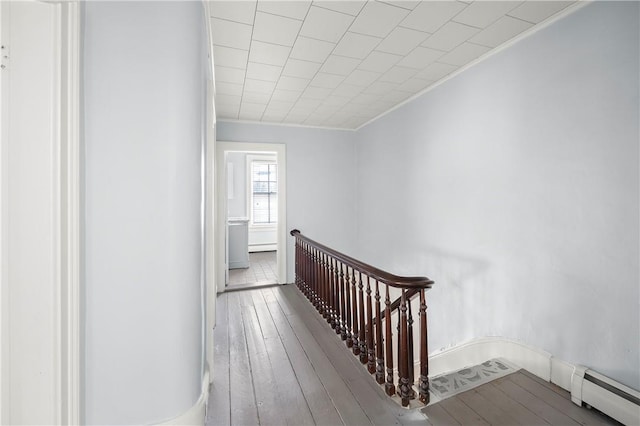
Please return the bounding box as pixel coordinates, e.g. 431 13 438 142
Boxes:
571 366 640 425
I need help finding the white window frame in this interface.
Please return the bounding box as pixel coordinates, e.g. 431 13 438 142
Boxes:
246 154 278 228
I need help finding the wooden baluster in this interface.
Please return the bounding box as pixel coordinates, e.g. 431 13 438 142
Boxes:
384 285 395 396
366 277 375 373
340 263 347 340
310 248 316 306
418 289 430 404
332 258 339 331
314 249 318 303
305 243 310 299
375 281 384 384
324 254 331 323
329 256 336 327
301 242 306 295
407 297 415 399
358 272 367 363
351 268 359 354
399 290 411 407
319 252 326 317
345 267 353 347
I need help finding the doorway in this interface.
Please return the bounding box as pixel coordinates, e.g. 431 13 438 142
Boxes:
215 142 286 294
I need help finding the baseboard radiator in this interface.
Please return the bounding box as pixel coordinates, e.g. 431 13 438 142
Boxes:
572 366 640 425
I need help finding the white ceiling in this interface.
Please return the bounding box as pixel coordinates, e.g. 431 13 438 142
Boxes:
209 0 577 130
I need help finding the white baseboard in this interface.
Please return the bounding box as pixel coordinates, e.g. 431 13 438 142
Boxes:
426 337 639 425
159 369 210 425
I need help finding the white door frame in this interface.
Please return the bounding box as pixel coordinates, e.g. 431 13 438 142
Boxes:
0 1 81 423
215 142 287 293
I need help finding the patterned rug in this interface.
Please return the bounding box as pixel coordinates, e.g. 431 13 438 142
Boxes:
429 358 516 400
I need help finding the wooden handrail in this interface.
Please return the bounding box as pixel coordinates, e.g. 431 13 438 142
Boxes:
291 229 434 407
290 230 433 289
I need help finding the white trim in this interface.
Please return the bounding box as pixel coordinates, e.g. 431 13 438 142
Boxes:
58 2 81 423
215 142 287 294
426 336 639 425
158 369 210 426
217 118 353 133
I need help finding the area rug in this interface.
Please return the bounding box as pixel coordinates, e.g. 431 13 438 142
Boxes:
429 358 516 400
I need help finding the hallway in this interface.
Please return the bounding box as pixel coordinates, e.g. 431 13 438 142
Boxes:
205 285 616 426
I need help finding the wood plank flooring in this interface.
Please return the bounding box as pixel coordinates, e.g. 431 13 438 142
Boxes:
206 285 618 426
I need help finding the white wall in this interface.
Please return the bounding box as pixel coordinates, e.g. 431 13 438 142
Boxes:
217 122 357 282
354 1 639 390
83 2 206 423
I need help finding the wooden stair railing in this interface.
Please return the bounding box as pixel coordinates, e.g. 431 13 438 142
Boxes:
290 229 434 407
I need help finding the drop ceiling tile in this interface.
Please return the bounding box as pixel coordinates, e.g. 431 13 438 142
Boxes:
262 111 287 122
384 90 413 103
210 1 257 25
438 42 491 66
300 6 355 43
271 88 303 102
252 12 303 46
379 66 417 84
312 105 336 116
310 73 345 89
276 75 311 91
246 62 282 82
349 2 410 38
342 69 381 87
216 81 244 97
282 59 322 79
397 77 433 92
358 51 402 73
211 18 253 50
376 27 430 56
397 46 444 69
334 83 365 97
422 21 480 51
400 1 467 33
242 90 273 104
217 103 240 119
213 46 249 69
350 92 380 105
301 86 334 100
507 1 574 24
320 55 361 76
215 66 246 84
321 96 351 107
239 108 266 121
312 1 365 16
244 78 276 94
267 99 296 111
217 94 242 107
453 1 522 29
249 41 291 66
333 32 381 59
294 98 322 110
379 1 421 10
364 81 399 95
290 37 335 63
257 1 311 20
305 115 330 126
286 111 312 124
470 15 534 48
414 62 458 80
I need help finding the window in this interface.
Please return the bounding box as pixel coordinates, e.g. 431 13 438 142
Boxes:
251 161 277 224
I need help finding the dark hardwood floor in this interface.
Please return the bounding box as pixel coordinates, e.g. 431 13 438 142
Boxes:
206 284 617 426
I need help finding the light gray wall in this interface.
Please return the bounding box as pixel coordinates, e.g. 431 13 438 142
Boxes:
217 122 357 282
226 152 247 218
83 2 206 423
354 2 639 389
